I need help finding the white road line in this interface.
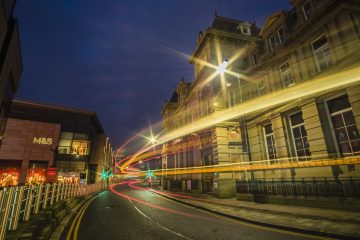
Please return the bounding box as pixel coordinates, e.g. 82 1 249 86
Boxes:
128 199 193 240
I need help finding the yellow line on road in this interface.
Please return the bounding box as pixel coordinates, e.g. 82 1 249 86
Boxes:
66 196 96 240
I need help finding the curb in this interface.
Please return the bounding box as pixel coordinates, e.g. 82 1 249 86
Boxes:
152 190 359 240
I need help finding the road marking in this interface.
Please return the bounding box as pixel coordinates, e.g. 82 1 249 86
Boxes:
66 196 97 240
128 199 193 240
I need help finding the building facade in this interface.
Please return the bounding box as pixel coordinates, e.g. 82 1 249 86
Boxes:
0 0 23 145
161 0 360 198
0 100 112 187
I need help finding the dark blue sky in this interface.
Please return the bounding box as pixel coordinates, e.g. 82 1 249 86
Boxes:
14 0 290 147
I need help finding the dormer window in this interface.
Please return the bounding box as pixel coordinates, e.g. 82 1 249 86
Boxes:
277 27 286 44
241 26 250 35
302 0 314 21
237 22 251 35
269 35 276 50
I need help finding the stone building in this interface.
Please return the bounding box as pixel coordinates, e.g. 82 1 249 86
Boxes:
161 0 360 198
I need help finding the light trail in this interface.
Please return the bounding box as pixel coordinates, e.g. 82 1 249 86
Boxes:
120 63 360 172
126 156 360 178
109 182 212 220
160 63 360 144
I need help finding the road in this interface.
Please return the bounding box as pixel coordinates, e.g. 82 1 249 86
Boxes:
62 181 330 240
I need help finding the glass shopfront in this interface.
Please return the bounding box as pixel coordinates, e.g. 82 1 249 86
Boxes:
57 171 86 184
58 132 91 156
26 161 48 185
0 168 19 187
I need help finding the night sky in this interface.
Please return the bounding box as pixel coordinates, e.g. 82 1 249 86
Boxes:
14 0 290 147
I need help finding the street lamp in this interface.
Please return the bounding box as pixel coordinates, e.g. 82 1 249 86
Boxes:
216 60 228 74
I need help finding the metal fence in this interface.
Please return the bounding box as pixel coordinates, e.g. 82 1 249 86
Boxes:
236 177 360 199
0 182 102 240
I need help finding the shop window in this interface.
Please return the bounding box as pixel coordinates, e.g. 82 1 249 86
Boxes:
302 0 314 21
27 163 47 185
0 169 19 187
312 34 331 72
263 123 277 163
289 112 311 160
327 95 360 156
58 132 91 156
280 61 295 87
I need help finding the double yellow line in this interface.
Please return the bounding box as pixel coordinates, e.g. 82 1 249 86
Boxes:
66 196 97 240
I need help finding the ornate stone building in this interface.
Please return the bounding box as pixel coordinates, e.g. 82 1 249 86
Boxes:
161 0 360 198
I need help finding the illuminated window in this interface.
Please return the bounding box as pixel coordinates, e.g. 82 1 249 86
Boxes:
58 132 91 156
280 61 295 87
327 95 360 156
312 34 331 72
289 112 311 160
263 123 276 163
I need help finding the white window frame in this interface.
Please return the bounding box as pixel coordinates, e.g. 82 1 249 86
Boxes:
277 26 286 44
325 94 360 157
302 0 313 22
263 123 277 163
311 34 331 72
289 111 311 161
237 23 251 35
279 60 295 87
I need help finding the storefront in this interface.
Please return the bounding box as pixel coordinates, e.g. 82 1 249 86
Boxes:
0 100 111 186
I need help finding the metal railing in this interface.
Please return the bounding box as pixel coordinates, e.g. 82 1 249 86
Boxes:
0 182 102 240
236 177 360 199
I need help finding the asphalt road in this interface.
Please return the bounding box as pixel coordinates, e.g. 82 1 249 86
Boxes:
65 182 328 240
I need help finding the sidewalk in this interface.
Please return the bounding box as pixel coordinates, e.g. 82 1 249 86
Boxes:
150 186 360 239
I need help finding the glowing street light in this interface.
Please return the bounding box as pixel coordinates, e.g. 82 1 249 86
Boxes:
216 59 228 74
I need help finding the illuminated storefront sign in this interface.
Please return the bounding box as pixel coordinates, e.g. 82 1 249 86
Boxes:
33 137 53 145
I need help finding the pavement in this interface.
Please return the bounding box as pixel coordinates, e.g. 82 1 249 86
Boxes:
150 185 360 240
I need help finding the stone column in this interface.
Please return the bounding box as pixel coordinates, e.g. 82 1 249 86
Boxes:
301 100 329 159
212 125 236 198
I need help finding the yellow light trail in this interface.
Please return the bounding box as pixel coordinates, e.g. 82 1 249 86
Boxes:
120 63 360 172
130 156 360 177
159 63 360 144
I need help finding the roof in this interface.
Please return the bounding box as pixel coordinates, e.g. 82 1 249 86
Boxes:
190 15 260 63
260 10 289 36
9 99 105 133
